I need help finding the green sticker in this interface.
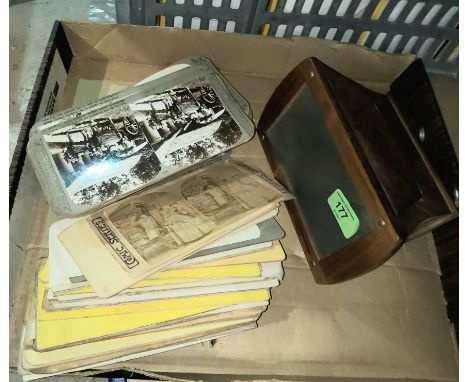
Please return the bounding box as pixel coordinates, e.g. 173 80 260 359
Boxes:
327 189 360 239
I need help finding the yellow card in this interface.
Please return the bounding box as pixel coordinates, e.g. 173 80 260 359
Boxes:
57 262 263 296
25 318 253 372
35 261 270 351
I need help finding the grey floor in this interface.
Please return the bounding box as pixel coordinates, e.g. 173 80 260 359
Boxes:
9 1 459 382
10 0 92 164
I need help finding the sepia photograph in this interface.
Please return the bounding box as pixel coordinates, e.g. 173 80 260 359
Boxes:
181 165 280 225
106 163 283 264
45 115 161 205
129 78 243 167
108 192 217 263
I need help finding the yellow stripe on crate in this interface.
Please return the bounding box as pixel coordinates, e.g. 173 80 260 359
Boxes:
357 31 370 45
267 0 278 12
371 0 388 20
260 23 271 36
158 15 166 27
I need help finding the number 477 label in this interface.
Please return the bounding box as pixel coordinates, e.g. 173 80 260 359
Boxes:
327 189 360 239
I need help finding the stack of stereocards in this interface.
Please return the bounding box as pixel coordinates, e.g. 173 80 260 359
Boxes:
19 57 292 379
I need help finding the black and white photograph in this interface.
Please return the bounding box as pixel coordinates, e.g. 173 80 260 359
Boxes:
129 78 243 167
44 78 243 206
45 115 161 205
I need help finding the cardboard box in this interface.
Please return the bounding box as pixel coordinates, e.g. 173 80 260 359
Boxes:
9 22 458 381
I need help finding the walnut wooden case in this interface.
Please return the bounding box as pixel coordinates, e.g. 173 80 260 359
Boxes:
257 57 458 284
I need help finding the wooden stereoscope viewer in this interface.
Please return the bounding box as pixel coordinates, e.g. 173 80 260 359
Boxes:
258 57 458 284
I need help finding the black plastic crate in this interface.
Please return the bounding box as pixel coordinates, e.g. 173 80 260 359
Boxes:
115 0 459 77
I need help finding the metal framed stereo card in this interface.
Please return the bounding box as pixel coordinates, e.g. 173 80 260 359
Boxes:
257 57 458 284
137 57 252 119
27 59 255 216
